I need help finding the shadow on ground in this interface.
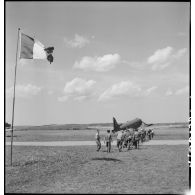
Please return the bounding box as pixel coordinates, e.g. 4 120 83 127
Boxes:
91 157 122 162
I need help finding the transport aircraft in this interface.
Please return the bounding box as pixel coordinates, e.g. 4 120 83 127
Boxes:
112 117 152 133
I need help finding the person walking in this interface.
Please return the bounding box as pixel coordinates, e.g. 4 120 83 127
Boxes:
133 130 140 149
105 130 112 153
127 129 134 150
147 129 152 140
116 130 123 152
95 129 101 151
151 129 154 139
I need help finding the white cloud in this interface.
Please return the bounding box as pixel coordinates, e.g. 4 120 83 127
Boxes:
175 86 189 95
148 46 173 64
58 96 69 102
173 48 187 59
165 89 173 96
144 86 157 96
98 81 141 101
122 60 146 70
151 62 171 71
74 53 121 72
148 47 187 71
64 34 90 48
74 96 87 101
58 78 96 102
6 84 41 98
165 86 189 96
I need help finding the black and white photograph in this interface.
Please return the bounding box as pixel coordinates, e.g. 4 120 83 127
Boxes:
5 1 190 194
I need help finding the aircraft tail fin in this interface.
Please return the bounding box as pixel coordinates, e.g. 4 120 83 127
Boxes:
113 117 120 132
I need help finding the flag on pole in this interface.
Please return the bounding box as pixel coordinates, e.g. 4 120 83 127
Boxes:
20 33 54 64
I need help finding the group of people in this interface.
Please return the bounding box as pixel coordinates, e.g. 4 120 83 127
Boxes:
95 129 112 152
95 128 154 153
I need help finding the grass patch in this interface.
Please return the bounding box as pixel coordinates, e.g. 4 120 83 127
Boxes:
5 127 189 142
5 145 189 194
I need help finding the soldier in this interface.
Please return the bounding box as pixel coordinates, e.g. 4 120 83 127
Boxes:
147 129 152 140
121 130 127 149
127 129 134 150
95 129 101 151
122 129 130 149
104 130 112 153
140 128 145 143
133 130 140 149
143 129 147 141
122 129 131 150
116 130 123 152
151 129 154 139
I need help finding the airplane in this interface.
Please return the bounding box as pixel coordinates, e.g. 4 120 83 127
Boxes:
112 117 152 133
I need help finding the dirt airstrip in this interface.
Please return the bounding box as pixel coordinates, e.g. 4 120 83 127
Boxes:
6 139 188 146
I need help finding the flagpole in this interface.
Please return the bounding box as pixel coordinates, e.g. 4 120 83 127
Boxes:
10 28 20 166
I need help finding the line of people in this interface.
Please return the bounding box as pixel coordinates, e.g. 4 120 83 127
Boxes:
95 128 154 153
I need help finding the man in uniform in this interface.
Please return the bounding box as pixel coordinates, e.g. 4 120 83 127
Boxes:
104 130 112 153
122 129 130 149
147 129 152 140
133 129 140 149
127 128 134 150
95 129 101 151
151 129 154 139
116 130 123 152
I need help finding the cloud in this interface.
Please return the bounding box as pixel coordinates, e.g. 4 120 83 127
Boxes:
173 48 187 59
58 96 69 102
58 78 96 102
6 84 41 98
122 60 146 70
144 86 157 96
74 53 121 72
175 86 189 95
147 47 187 71
165 86 189 96
148 46 173 65
64 34 90 48
74 96 88 101
98 81 141 101
165 89 173 96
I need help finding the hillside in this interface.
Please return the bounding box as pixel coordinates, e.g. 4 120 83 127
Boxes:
10 122 188 131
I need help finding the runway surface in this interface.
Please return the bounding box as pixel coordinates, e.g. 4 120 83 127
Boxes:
6 140 188 146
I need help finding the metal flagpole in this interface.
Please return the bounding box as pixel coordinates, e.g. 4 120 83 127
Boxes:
10 28 20 166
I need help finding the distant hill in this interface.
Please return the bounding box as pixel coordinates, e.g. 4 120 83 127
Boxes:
14 124 89 131
152 122 188 126
13 122 188 131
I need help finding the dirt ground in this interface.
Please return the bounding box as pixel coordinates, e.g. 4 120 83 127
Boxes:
6 139 188 146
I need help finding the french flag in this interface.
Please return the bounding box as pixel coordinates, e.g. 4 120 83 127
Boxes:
20 33 54 64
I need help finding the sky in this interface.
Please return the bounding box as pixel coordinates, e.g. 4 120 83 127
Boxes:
5 2 190 125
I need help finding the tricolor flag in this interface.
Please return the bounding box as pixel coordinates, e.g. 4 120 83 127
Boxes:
20 33 54 64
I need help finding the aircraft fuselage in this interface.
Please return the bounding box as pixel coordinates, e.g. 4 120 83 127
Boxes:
119 118 142 130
